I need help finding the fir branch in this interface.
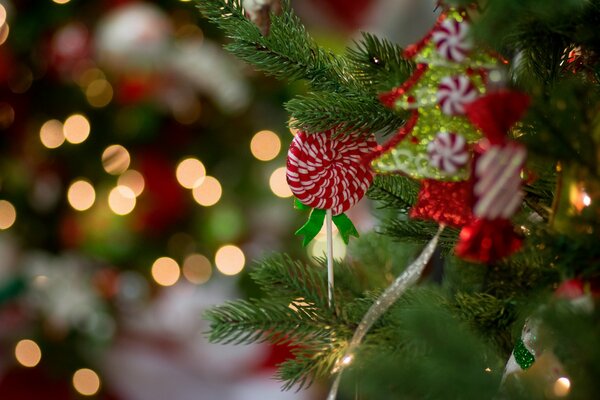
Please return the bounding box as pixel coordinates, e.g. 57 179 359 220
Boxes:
196 0 358 93
285 92 405 135
367 175 420 211
250 254 329 308
347 32 414 94
381 219 460 253
205 298 333 346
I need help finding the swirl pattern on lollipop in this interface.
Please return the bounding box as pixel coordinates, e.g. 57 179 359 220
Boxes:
427 132 469 174
287 130 377 215
431 18 472 63
437 75 478 115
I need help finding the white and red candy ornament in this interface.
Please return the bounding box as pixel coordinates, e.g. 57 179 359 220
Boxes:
286 130 377 215
473 142 526 219
427 132 469 174
431 18 472 63
437 75 478 115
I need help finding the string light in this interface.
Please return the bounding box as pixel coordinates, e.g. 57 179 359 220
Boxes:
151 257 181 286
215 245 245 276
108 186 136 215
192 176 222 206
553 377 571 397
583 193 591 207
39 119 65 149
63 114 91 144
117 170 145 197
102 145 130 175
67 180 96 211
250 130 281 161
182 254 212 284
0 200 16 229
176 158 206 189
86 79 113 108
14 339 42 367
72 368 101 396
269 166 293 198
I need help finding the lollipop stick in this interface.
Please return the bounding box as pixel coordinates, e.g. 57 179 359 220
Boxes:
326 209 334 307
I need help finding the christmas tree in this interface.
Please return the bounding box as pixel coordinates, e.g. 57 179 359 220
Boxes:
198 0 600 399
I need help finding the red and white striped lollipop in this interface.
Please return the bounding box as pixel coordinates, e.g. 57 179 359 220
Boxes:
427 132 469 174
286 130 377 215
473 142 526 219
437 75 478 115
431 18 472 63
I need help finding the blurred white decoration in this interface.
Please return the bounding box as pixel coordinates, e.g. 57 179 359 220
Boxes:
104 280 312 400
29 171 62 213
95 2 171 69
95 2 249 113
23 252 111 336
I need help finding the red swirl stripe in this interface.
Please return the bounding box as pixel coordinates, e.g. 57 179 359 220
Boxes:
286 130 377 215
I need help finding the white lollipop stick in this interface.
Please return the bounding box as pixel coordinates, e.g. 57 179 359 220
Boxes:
326 209 334 307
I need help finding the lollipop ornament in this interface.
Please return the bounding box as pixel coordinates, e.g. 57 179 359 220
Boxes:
287 130 377 306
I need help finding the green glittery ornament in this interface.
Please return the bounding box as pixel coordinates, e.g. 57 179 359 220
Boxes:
513 338 536 370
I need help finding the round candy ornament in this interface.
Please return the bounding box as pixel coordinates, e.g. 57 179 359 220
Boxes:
287 130 377 216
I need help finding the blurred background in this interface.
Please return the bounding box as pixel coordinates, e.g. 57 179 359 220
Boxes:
0 0 435 398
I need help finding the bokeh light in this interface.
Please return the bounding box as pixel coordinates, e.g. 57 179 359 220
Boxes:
72 368 100 396
250 130 281 161
553 377 571 397
0 200 16 229
182 254 212 284
63 114 91 144
86 79 113 108
0 24 9 46
67 180 96 211
192 176 222 207
269 167 293 198
0 5 6 27
117 170 145 197
176 158 206 189
102 145 130 175
151 257 181 286
39 119 65 149
214 245 245 276
53 0 72 4
0 102 15 129
14 339 42 368
108 186 136 215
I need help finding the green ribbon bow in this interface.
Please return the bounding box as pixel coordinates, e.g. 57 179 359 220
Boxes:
294 198 359 246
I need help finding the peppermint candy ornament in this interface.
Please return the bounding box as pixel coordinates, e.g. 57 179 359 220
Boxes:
431 18 472 63
427 132 469 174
437 75 478 115
287 130 377 216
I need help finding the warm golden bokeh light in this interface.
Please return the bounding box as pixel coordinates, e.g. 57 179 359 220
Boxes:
67 180 96 211
0 23 8 46
86 79 113 108
269 167 293 198
63 114 91 144
14 339 42 368
553 377 571 397
53 0 72 4
176 158 206 189
39 119 65 149
250 130 281 161
0 5 6 27
72 368 101 396
102 145 130 175
192 176 222 207
117 170 145 197
108 186 136 215
215 245 245 276
0 200 16 230
151 257 181 286
182 254 212 284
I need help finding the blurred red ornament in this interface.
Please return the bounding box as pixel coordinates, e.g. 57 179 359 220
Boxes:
48 23 91 77
410 179 473 227
307 0 375 30
455 218 522 263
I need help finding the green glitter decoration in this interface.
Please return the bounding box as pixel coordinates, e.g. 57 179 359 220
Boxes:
514 338 536 370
